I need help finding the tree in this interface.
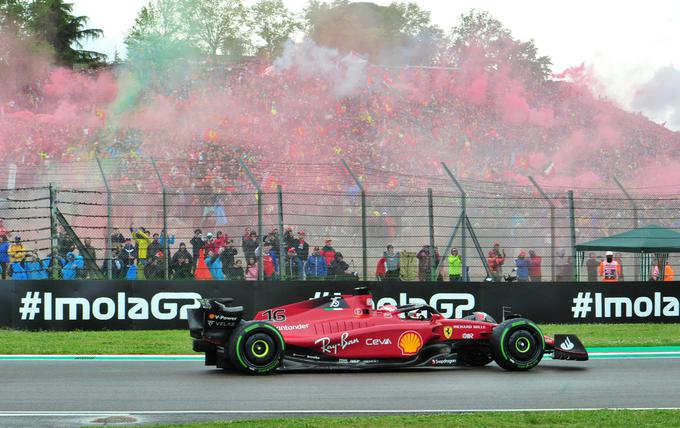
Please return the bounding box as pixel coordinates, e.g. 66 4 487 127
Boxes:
180 0 249 58
447 10 552 84
28 0 106 67
250 0 301 58
0 0 29 35
303 1 443 64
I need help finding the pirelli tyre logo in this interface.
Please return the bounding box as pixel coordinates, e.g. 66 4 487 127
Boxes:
313 291 475 319
18 291 202 321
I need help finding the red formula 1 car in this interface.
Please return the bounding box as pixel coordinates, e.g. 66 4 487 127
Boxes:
188 287 588 375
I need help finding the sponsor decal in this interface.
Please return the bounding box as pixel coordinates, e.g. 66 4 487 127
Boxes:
462 333 474 339
17 291 201 321
443 326 453 339
354 308 363 317
315 332 359 355
398 331 423 355
365 338 392 346
431 358 457 366
262 309 286 322
571 292 680 319
560 336 575 351
383 312 393 318
275 323 309 331
329 296 342 308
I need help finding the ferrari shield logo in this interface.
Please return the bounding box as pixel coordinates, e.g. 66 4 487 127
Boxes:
443 326 453 339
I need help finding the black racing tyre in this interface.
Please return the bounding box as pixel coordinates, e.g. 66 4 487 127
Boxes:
460 347 493 367
490 318 544 371
227 321 285 375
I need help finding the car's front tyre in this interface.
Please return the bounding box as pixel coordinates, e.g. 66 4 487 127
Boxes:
490 318 544 371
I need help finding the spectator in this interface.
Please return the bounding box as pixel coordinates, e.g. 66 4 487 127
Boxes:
206 250 225 280
121 238 137 267
528 250 542 282
159 230 175 251
144 255 165 280
203 232 218 255
384 244 400 280
652 258 674 281
0 236 9 279
126 262 138 280
147 234 162 260
305 246 327 279
416 245 434 281
245 257 258 281
294 230 310 279
190 229 205 270
242 230 259 261
25 252 48 280
330 252 350 277
448 248 462 282
258 243 279 280
375 255 386 281
75 255 86 279
265 228 281 257
111 227 125 250
82 237 96 271
130 226 152 264
9 261 28 280
102 248 126 279
283 226 297 250
489 241 506 279
57 226 74 258
171 243 193 279
515 251 530 282
220 238 238 278
8 236 27 264
320 239 337 266
556 250 573 282
229 259 245 280
214 231 227 253
487 250 504 282
0 219 7 239
585 252 599 282
61 252 79 280
599 251 621 282
284 247 299 279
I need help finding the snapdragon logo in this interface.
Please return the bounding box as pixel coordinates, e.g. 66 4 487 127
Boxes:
18 291 202 321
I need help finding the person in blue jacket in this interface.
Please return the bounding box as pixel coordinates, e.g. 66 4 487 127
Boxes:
10 261 28 280
24 252 48 280
61 252 79 280
515 251 530 282
126 262 138 280
206 250 225 280
0 236 10 279
305 246 328 279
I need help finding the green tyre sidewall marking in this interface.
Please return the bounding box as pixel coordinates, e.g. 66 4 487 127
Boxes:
515 337 531 353
236 322 285 373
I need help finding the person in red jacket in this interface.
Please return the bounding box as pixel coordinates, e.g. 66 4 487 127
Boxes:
319 239 336 266
375 256 386 281
528 249 542 282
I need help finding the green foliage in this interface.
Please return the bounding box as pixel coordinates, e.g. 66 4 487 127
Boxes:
448 10 552 84
27 0 106 67
181 0 249 58
303 1 443 65
250 0 301 58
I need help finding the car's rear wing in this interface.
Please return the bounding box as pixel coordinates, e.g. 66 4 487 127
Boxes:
188 298 244 346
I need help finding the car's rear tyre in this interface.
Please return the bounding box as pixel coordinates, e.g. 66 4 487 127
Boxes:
490 318 544 371
227 321 284 375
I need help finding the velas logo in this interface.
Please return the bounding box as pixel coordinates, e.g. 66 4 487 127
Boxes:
398 331 423 355
443 326 453 339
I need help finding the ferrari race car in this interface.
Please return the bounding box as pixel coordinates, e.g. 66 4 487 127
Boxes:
188 287 588 375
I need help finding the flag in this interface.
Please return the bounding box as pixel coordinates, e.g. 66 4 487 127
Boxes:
543 161 555 177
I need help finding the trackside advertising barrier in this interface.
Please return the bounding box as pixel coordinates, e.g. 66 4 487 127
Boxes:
1 281 680 330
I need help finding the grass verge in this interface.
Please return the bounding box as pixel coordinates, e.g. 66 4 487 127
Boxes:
138 410 680 428
1 323 679 355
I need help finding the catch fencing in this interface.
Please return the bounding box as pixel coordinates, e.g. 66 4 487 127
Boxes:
0 159 679 282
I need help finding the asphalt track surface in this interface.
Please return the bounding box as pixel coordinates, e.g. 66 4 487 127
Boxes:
1 356 679 427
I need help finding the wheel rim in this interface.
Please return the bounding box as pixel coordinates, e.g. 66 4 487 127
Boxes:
507 330 539 362
244 333 276 366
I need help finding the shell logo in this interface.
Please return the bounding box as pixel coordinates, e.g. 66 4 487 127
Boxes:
398 331 423 355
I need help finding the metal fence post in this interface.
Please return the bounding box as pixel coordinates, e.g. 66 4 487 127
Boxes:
238 158 263 281
568 190 577 282
341 159 367 280
151 158 169 280
613 177 639 281
529 176 556 282
49 183 58 280
427 188 436 281
96 158 113 280
441 162 466 279
277 185 285 280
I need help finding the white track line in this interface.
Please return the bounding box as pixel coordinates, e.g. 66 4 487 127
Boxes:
1 407 680 416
